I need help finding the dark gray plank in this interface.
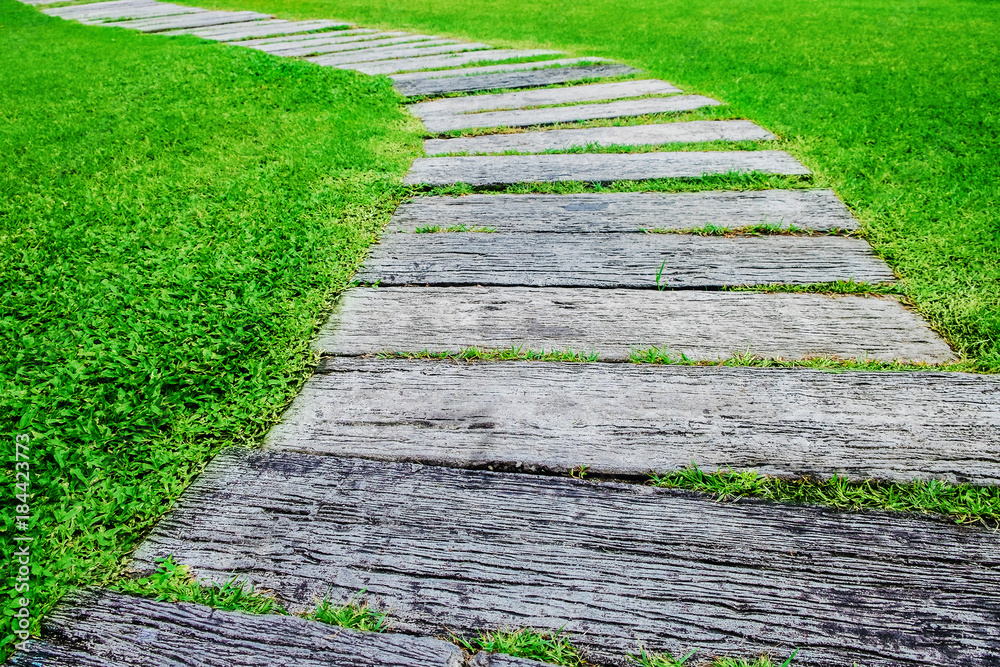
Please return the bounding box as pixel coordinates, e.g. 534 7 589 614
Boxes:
421 95 722 132
410 80 682 118
10 588 464 667
105 11 269 32
395 63 640 97
132 451 1000 666
317 287 954 363
344 50 563 76
269 358 1000 484
308 42 491 66
258 33 430 56
424 120 774 154
234 28 380 47
358 233 894 287
387 190 859 233
178 19 348 40
405 150 809 186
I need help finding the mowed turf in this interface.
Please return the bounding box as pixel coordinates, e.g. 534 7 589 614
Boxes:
0 0 420 653
183 0 1000 369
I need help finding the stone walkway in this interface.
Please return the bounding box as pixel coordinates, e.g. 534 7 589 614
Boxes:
14 3 1000 666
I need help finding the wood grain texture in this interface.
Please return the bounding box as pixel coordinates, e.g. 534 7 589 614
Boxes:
181 18 290 37
44 0 166 19
308 42 491 66
131 451 1000 666
234 28 379 46
53 2 199 21
104 11 269 32
394 64 639 97
183 19 347 40
424 120 774 155
387 190 859 233
268 357 999 484
404 150 808 186
343 50 563 76
410 80 682 118
389 58 609 84
316 287 954 363
10 588 465 667
258 33 428 56
421 95 722 132
358 233 895 287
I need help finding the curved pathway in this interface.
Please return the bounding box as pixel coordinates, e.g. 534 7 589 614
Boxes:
13 2 1000 666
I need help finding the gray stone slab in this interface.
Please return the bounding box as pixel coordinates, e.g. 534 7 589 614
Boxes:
317 287 954 363
343 50 563 76
234 28 379 47
132 451 1000 666
395 63 640 97
404 150 809 186
410 80 682 118
358 233 894 288
389 57 608 83
425 120 774 155
258 33 430 56
174 19 346 40
308 42 491 67
10 588 464 667
420 95 721 132
107 10 270 32
388 190 859 233
268 357 1000 484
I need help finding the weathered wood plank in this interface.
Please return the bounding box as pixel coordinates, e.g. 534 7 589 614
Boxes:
43 0 159 19
256 33 430 56
308 42 492 67
421 95 722 132
394 63 639 97
358 233 894 287
51 1 197 21
11 588 465 667
233 28 379 46
104 11 269 32
410 80 682 118
317 287 954 363
388 190 858 233
183 18 290 37
424 120 774 154
389 57 609 84
343 50 563 76
269 357 1000 484
404 150 809 185
132 451 1000 666
176 19 347 40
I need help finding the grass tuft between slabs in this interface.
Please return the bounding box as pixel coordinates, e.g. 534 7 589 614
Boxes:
114 558 390 631
651 467 1000 526
453 627 799 667
113 557 283 615
0 0 421 654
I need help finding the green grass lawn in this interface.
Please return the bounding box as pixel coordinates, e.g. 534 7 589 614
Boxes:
183 0 1000 370
0 0 420 652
